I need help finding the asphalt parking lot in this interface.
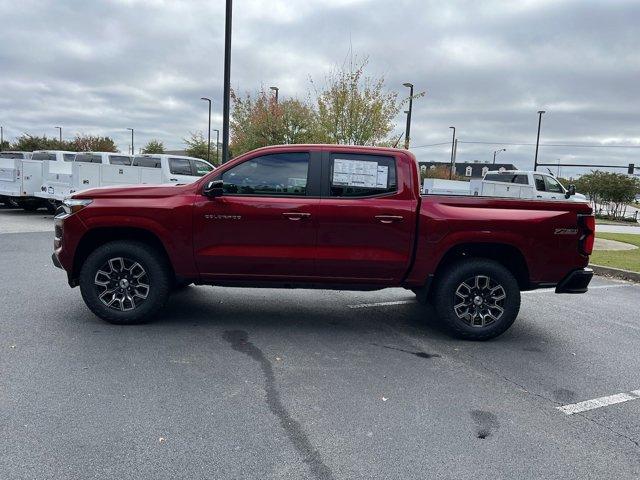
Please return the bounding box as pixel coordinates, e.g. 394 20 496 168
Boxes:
1 207 639 479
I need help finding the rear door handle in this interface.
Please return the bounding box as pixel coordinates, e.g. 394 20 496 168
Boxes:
375 215 404 224
282 212 311 221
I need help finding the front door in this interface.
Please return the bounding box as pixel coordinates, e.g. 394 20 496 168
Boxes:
193 150 320 281
314 151 417 284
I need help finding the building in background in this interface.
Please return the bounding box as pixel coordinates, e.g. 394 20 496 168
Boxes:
418 161 517 179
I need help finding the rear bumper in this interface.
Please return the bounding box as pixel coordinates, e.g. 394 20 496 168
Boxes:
555 268 593 294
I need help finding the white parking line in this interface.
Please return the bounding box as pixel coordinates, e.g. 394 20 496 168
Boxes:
557 390 640 415
348 300 414 309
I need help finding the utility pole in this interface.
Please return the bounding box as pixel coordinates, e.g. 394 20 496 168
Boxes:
55 126 62 143
201 97 212 163
1 126 3 149
126 128 134 156
534 110 545 171
449 126 456 179
213 129 220 164
270 86 279 104
221 0 232 163
403 83 414 149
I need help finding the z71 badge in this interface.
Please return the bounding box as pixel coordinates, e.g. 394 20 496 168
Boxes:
554 228 578 235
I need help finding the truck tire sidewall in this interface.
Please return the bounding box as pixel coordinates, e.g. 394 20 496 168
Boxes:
434 259 520 340
79 241 170 325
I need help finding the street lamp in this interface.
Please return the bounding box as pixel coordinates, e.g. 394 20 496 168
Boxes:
534 110 545 171
55 126 62 143
270 86 279 104
213 129 220 164
493 148 506 164
449 126 456 179
201 97 212 163
0 126 3 149
403 83 414 149
126 128 134 155
221 0 233 164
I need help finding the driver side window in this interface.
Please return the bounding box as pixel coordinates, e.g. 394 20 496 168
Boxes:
221 152 309 196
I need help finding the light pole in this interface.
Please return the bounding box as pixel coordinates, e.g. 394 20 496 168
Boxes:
126 128 134 155
55 126 62 143
221 0 232 163
1 126 3 149
534 110 545 171
270 86 279 104
403 83 414 149
449 126 456 179
493 148 506 164
213 129 220 164
201 97 212 163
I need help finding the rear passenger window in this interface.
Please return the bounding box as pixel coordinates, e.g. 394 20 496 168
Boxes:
169 158 193 175
0 152 25 159
63 154 76 162
190 160 214 176
329 154 396 197
133 156 161 168
75 154 102 163
31 153 56 161
109 155 131 166
484 173 528 184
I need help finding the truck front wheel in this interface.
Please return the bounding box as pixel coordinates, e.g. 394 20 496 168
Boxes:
79 240 171 325
433 259 521 340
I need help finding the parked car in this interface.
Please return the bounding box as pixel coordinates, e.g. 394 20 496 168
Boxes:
52 145 594 340
0 150 75 211
132 154 216 183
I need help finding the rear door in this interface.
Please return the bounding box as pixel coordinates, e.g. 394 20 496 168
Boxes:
167 157 197 183
193 150 320 280
314 150 417 283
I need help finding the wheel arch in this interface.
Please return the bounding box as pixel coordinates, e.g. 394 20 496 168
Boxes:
433 242 530 291
71 227 175 286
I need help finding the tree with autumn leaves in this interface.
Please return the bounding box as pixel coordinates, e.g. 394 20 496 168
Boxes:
230 57 418 156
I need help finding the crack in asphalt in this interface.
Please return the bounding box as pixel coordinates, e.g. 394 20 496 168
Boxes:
222 330 335 480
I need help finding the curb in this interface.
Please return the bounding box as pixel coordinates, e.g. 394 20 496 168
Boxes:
590 264 640 283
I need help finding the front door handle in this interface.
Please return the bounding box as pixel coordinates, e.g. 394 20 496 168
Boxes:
282 212 311 221
170 178 178 182
375 215 404 224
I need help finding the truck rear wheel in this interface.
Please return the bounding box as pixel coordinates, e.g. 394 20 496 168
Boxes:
79 240 171 325
433 258 520 340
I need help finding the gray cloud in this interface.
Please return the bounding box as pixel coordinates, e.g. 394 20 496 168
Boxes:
0 0 638 176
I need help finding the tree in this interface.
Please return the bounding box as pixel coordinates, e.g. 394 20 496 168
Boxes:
230 89 317 156
184 131 212 162
10 134 64 151
142 139 165 154
575 171 640 219
421 164 465 181
312 56 400 146
70 134 117 152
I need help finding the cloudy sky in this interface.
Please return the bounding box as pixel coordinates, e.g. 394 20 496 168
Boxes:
1 0 639 176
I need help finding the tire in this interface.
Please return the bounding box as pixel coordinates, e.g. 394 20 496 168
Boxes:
79 240 171 325
20 201 40 212
432 258 521 340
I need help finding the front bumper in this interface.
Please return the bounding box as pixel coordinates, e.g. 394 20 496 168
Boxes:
52 252 62 269
555 268 593 294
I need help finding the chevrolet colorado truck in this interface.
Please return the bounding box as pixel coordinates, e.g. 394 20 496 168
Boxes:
52 145 595 340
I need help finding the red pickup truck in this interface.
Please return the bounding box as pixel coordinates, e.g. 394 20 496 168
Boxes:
52 145 595 340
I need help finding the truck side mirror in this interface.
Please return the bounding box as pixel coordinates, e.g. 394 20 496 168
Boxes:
203 179 224 198
565 184 576 199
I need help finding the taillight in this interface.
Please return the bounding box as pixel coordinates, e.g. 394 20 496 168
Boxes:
578 214 595 255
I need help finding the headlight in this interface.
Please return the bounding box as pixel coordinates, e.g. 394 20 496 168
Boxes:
61 198 93 215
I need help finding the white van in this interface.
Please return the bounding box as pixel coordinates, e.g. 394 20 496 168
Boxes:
132 154 215 183
37 152 133 202
0 150 75 211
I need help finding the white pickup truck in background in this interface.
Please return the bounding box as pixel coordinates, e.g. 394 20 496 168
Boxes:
36 153 215 204
423 170 587 202
0 150 75 211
